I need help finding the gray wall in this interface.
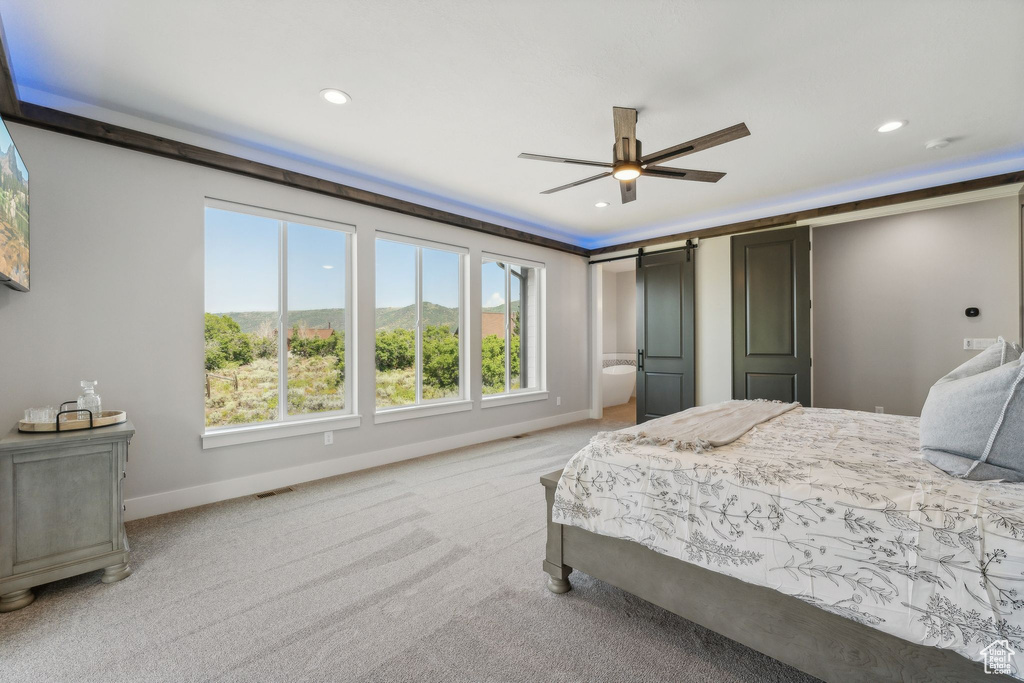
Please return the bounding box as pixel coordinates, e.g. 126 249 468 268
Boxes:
601 270 618 351
600 269 637 355
694 235 733 405
811 196 1021 416
614 271 636 354
0 124 591 515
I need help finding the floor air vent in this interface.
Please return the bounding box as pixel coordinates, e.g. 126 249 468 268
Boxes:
255 486 295 499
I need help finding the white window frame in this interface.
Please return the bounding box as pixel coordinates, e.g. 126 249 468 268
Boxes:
480 252 547 408
374 231 470 422
202 198 358 449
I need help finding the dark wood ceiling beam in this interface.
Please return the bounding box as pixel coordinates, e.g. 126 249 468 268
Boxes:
0 13 21 117
0 101 588 257
590 170 1024 254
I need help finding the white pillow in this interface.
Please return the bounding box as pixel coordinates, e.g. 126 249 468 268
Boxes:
921 357 1024 481
937 337 1021 384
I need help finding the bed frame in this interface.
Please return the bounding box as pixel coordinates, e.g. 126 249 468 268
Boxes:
542 469 1011 683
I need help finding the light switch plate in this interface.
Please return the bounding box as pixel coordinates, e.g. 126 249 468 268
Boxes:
964 338 997 351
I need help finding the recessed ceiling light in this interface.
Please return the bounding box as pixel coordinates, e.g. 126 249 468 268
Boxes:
595 201 609 208
320 88 351 105
876 120 906 133
322 265 334 269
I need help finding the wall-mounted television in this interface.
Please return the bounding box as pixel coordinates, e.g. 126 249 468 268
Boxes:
0 114 28 292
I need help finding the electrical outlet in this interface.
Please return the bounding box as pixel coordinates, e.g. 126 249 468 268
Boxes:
875 406 884 414
964 338 973 351
556 396 561 406
324 431 333 446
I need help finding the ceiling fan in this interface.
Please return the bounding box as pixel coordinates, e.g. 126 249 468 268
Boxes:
518 107 749 204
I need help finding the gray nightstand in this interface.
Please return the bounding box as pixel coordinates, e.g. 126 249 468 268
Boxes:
0 420 134 611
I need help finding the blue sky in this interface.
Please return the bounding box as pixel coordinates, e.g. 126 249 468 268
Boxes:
374 239 461 309
0 121 29 179
482 261 505 309
205 208 347 312
207 207 481 313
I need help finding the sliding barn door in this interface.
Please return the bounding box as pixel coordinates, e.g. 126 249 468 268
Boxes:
731 227 811 403
636 248 695 423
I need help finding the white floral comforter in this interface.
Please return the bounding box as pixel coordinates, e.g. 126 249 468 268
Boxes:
553 406 1024 674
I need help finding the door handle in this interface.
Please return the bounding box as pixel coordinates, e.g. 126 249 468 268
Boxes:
637 349 644 371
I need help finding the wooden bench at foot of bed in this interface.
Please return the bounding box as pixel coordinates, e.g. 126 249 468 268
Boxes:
541 469 1009 683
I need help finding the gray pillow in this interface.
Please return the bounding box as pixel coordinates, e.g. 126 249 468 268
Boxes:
937 337 1020 384
921 358 1024 481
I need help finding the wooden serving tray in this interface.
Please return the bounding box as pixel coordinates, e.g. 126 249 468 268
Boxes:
19 410 128 433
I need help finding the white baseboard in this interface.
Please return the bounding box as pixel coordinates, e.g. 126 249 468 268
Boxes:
124 409 591 521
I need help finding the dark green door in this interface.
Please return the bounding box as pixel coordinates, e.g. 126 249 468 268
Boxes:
731 227 811 403
636 247 695 423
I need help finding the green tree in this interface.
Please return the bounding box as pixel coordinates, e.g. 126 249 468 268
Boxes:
481 333 520 391
205 340 226 371
205 312 242 341
482 334 505 390
423 325 459 390
375 328 415 371
204 313 253 366
251 333 277 359
510 334 521 377
331 330 346 376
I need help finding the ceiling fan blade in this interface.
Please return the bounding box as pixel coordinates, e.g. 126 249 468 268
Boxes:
612 106 639 163
642 122 750 167
518 153 612 169
540 172 611 195
642 167 726 183
619 179 637 204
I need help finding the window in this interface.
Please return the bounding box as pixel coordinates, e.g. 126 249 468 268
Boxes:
204 201 353 430
375 233 466 411
481 255 544 396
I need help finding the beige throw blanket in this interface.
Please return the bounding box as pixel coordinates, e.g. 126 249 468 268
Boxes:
594 399 799 453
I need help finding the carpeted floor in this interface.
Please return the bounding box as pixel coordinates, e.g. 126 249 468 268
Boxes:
0 405 817 682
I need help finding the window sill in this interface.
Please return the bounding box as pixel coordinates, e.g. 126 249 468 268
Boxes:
202 413 361 450
481 391 549 409
374 399 473 424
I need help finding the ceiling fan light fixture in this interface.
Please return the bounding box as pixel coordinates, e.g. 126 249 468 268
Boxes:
320 88 351 105
518 108 747 204
612 164 641 181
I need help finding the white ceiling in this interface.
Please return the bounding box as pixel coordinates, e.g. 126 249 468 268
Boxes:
3 0 1023 249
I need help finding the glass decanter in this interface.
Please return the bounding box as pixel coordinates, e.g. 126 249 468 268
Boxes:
77 380 102 422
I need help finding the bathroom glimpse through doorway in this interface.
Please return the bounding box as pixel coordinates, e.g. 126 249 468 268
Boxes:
597 258 639 425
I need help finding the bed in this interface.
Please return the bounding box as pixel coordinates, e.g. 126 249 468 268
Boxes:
542 405 1022 682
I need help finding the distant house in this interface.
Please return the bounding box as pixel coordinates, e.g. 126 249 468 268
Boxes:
481 311 519 339
278 323 338 349
481 312 504 338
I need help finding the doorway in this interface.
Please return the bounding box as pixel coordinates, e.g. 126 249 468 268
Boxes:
593 245 698 426
599 258 638 424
